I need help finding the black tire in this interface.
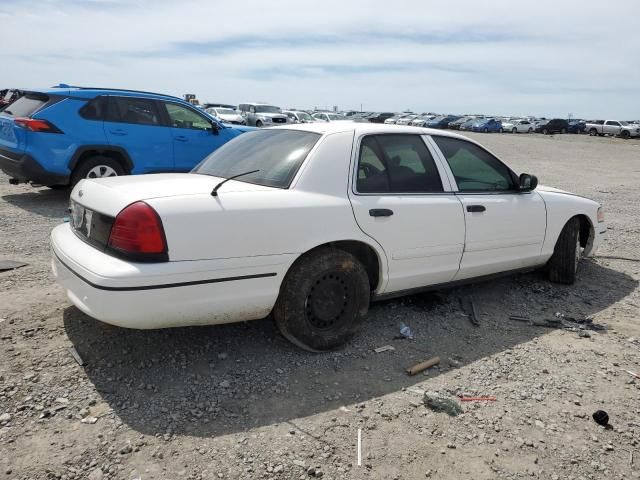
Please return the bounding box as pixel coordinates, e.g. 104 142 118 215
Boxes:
255 120 263 128
542 128 549 135
498 127 503 133
512 128 517 134
547 217 581 284
71 156 125 187
561 128 567 134
273 248 370 351
483 127 488 133
589 129 597 136
621 130 630 139
47 184 69 190
528 127 533 133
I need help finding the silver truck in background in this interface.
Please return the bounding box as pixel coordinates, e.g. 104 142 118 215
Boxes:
585 120 640 138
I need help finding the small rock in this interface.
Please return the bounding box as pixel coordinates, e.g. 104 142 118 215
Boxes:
119 444 133 455
0 413 11 423
219 380 230 389
273 464 284 474
423 392 462 417
81 416 98 424
605 444 614 451
293 460 305 468
87 468 104 480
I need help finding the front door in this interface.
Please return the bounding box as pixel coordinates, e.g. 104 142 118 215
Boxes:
603 120 621 136
348 133 466 293
161 102 229 171
103 96 174 174
430 135 547 280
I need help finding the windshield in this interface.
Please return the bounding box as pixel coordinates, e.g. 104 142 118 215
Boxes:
620 121 630 125
214 108 237 115
328 114 343 120
297 112 312 121
193 129 321 189
255 105 281 113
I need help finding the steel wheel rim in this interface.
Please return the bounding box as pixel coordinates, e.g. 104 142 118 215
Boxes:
304 272 353 330
87 165 117 179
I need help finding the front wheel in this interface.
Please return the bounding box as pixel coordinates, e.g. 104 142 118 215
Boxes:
621 130 631 139
273 248 370 351
512 128 517 134
255 120 263 128
528 127 533 133
542 128 549 135
589 128 597 136
71 156 125 187
547 217 581 284
483 127 489 133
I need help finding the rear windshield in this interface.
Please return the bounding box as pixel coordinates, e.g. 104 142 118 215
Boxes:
2 93 48 117
193 129 321 189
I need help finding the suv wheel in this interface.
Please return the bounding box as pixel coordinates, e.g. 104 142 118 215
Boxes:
72 156 125 187
483 127 489 133
561 128 567 134
273 248 370 351
621 130 631 139
589 128 597 136
542 128 549 135
512 127 518 134
255 120 263 128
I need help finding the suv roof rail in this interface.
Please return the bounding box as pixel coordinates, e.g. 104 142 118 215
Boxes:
50 84 180 99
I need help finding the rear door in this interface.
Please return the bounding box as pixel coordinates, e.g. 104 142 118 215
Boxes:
348 133 465 293
160 101 228 171
603 120 621 135
0 92 50 153
430 135 546 280
103 96 173 173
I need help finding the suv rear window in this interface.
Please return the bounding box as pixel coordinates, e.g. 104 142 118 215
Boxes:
2 93 48 117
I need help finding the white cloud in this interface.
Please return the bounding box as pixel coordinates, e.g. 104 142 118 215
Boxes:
1 0 638 117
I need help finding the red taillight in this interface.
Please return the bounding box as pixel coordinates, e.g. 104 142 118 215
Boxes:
108 201 168 261
14 117 62 133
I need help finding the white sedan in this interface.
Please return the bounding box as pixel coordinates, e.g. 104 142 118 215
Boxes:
502 119 535 133
51 124 606 351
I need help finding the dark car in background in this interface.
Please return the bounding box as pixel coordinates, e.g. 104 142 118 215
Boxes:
425 115 461 129
567 120 586 134
535 118 569 134
367 112 395 123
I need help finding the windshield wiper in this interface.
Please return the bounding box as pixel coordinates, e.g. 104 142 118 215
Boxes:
211 170 260 196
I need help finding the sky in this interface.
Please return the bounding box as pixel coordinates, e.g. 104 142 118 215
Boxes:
1 0 639 118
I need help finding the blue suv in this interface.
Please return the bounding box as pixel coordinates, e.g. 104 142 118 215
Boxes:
0 85 252 187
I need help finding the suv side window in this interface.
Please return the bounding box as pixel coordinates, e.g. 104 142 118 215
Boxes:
163 103 212 131
79 96 107 120
605 120 619 126
433 136 516 192
106 97 161 125
357 135 444 194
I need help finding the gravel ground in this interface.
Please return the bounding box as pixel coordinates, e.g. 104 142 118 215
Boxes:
1 132 639 480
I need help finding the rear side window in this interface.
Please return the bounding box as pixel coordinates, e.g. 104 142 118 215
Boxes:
79 96 106 120
357 134 444 194
433 136 516 192
106 97 160 126
2 93 48 117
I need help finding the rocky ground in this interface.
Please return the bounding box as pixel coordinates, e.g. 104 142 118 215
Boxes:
1 132 639 480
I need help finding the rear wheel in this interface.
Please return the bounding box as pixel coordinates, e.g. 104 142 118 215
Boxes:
71 156 125 187
528 127 533 133
483 127 489 133
512 127 518 134
542 128 549 135
498 127 504 133
547 217 581 284
273 248 370 351
255 120 263 128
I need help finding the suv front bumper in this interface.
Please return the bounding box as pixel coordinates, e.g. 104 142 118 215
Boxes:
0 148 69 185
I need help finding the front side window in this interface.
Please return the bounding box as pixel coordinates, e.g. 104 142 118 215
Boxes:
255 105 281 113
433 136 516 192
106 97 160 125
605 120 619 126
164 103 211 130
356 135 444 194
193 129 320 189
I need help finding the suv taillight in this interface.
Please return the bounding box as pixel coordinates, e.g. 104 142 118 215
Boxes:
107 202 168 262
14 117 62 133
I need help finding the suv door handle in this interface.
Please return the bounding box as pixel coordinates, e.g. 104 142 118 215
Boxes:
109 129 127 136
466 205 486 213
175 135 188 142
369 208 394 217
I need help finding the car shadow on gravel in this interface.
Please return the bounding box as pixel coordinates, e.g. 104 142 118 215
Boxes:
63 259 637 438
2 188 69 218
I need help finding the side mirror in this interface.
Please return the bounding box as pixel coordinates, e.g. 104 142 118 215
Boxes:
519 173 538 191
211 122 220 135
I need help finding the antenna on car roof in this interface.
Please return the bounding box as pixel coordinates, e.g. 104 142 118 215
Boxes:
211 170 260 197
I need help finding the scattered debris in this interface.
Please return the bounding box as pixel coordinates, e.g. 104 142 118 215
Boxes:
373 345 395 353
509 313 606 333
423 392 463 417
398 322 414 339
81 416 98 424
68 346 86 366
459 396 497 402
509 315 529 322
406 356 440 376
592 410 610 427
622 369 640 379
0 260 27 272
465 297 480 326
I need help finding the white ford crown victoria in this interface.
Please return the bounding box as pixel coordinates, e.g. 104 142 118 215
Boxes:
51 124 606 351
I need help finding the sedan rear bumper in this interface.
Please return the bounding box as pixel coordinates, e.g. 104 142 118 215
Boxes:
51 223 291 329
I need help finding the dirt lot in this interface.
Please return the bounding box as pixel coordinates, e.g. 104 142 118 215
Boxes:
1 132 639 480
